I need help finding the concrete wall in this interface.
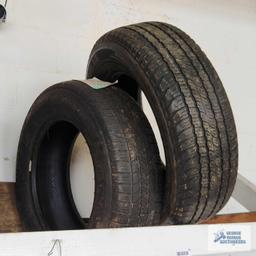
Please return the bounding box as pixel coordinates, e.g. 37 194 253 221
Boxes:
0 0 255 214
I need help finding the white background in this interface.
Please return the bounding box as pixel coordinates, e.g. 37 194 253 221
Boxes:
0 0 255 214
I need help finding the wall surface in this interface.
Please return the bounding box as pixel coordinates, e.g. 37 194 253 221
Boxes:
0 0 255 214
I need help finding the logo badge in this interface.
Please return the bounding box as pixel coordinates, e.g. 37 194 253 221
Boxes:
208 224 251 252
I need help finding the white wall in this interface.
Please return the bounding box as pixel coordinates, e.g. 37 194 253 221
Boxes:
0 0 255 213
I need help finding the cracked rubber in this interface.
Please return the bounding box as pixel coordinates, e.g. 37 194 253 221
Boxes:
87 21 238 224
16 80 163 231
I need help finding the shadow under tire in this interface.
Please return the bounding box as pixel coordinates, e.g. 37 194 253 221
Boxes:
16 80 163 231
87 21 238 224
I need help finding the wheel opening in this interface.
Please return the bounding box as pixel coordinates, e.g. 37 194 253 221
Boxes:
32 121 95 230
70 133 95 222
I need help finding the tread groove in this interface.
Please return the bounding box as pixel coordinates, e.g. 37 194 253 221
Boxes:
148 22 225 221
159 22 234 216
132 24 212 222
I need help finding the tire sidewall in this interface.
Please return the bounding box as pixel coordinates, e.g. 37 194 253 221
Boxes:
16 86 113 230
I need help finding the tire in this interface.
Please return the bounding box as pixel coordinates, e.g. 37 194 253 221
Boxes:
16 80 163 231
87 21 238 224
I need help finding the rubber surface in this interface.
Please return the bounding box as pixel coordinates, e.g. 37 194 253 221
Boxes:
87 21 238 224
16 80 163 231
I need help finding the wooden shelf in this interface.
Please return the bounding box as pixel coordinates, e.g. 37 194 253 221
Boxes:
0 182 22 233
204 212 256 224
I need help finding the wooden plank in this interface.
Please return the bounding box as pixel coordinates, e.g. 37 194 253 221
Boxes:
0 182 23 232
0 181 255 232
203 212 256 224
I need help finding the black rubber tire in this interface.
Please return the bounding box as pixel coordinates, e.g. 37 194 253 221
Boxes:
0 4 6 20
16 80 163 231
87 21 238 224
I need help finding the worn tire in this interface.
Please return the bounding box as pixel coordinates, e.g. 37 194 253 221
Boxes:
16 80 163 231
87 21 238 224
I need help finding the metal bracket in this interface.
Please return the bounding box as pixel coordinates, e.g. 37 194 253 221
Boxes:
232 173 256 212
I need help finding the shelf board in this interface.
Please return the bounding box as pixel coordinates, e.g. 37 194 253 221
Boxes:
0 222 255 256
